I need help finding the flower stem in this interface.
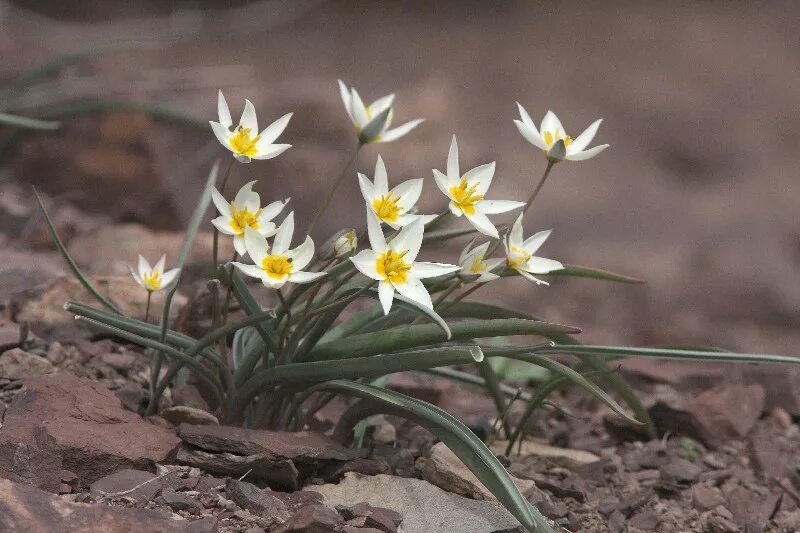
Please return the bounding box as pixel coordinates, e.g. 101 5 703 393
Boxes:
305 142 363 236
220 251 239 325
276 288 291 354
521 160 555 218
144 291 152 323
211 158 236 276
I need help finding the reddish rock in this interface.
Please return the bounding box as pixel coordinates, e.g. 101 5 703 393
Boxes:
89 469 163 502
337 502 403 533
688 384 765 448
0 478 215 532
275 503 345 533
225 479 289 520
0 374 180 489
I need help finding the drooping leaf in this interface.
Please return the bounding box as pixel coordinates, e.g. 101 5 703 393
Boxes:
0 113 60 130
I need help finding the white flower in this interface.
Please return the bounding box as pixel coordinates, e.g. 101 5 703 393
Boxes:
211 180 289 257
503 213 564 286
433 136 524 238
514 104 609 162
350 210 459 315
130 254 179 292
458 240 503 283
210 90 293 163
332 230 358 257
232 212 325 289
338 80 424 143
358 155 433 229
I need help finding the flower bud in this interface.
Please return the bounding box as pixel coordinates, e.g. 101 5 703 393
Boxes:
333 230 358 256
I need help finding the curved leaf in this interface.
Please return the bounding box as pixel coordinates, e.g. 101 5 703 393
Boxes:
539 344 800 365
0 113 60 130
545 264 645 284
301 380 554 533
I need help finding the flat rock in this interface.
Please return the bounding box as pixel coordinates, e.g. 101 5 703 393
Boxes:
275 503 345 533
225 478 289 521
0 478 214 532
0 373 180 489
162 406 219 426
175 445 300 491
161 488 202 513
0 320 23 352
90 468 163 502
0 348 56 379
179 424 365 462
416 442 535 500
490 439 600 467
14 275 186 341
337 502 403 533
308 473 520 533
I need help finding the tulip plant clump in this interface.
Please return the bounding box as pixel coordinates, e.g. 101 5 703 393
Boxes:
39 82 800 533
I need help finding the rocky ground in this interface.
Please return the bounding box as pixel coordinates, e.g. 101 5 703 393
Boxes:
2 1 800 532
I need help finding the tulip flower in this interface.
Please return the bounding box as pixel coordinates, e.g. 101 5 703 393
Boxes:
351 210 459 314
233 213 325 289
358 155 433 228
514 104 609 162
433 136 524 238
338 80 424 144
211 180 289 256
130 254 179 292
503 213 563 285
210 90 293 163
458 240 503 283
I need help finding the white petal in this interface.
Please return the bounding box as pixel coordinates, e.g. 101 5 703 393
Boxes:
153 254 166 275
447 135 459 179
565 144 609 161
243 226 269 263
509 213 524 249
233 234 247 256
210 121 231 149
211 187 231 217
459 239 477 265
160 268 180 287
234 181 260 211
366 209 387 253
288 271 326 284
212 215 238 236
350 250 383 280
272 212 294 254
522 229 552 255
377 281 395 314
464 210 499 239
525 256 564 274
540 110 564 139
394 277 432 309
390 178 423 211
518 269 549 286
483 257 504 272
258 112 292 145
389 218 424 261
262 276 288 289
129 265 144 288
350 88 368 127
462 162 495 195
357 173 375 203
516 102 537 130
410 262 460 279
448 201 463 217
432 169 453 198
475 271 500 283
137 255 151 277
377 119 424 143
217 90 233 129
233 262 265 280
569 118 602 152
288 236 315 271
338 80 353 120
369 94 395 114
239 99 258 132
260 198 288 223
256 221 277 238
515 120 548 150
252 144 292 160
373 155 388 195
477 199 525 214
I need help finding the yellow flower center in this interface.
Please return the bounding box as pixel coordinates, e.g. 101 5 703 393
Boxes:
261 255 293 279
506 246 531 270
142 270 161 291
372 193 402 223
449 179 484 216
469 255 488 274
375 249 411 284
229 202 262 235
229 127 261 157
542 129 573 149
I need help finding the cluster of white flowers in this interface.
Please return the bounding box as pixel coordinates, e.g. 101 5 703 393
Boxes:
131 82 608 317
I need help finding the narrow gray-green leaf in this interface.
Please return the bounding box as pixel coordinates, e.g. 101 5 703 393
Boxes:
0 113 60 130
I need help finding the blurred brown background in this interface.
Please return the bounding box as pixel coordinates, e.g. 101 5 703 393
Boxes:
1 1 798 353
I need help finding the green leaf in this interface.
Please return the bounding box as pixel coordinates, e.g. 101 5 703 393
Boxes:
300 380 554 533
540 344 800 365
0 113 60 130
545 264 645 284
33 187 122 314
228 269 280 354
309 318 580 362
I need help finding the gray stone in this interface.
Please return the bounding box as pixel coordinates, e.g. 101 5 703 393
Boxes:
90 468 162 502
0 348 56 380
162 406 219 426
225 478 289 520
